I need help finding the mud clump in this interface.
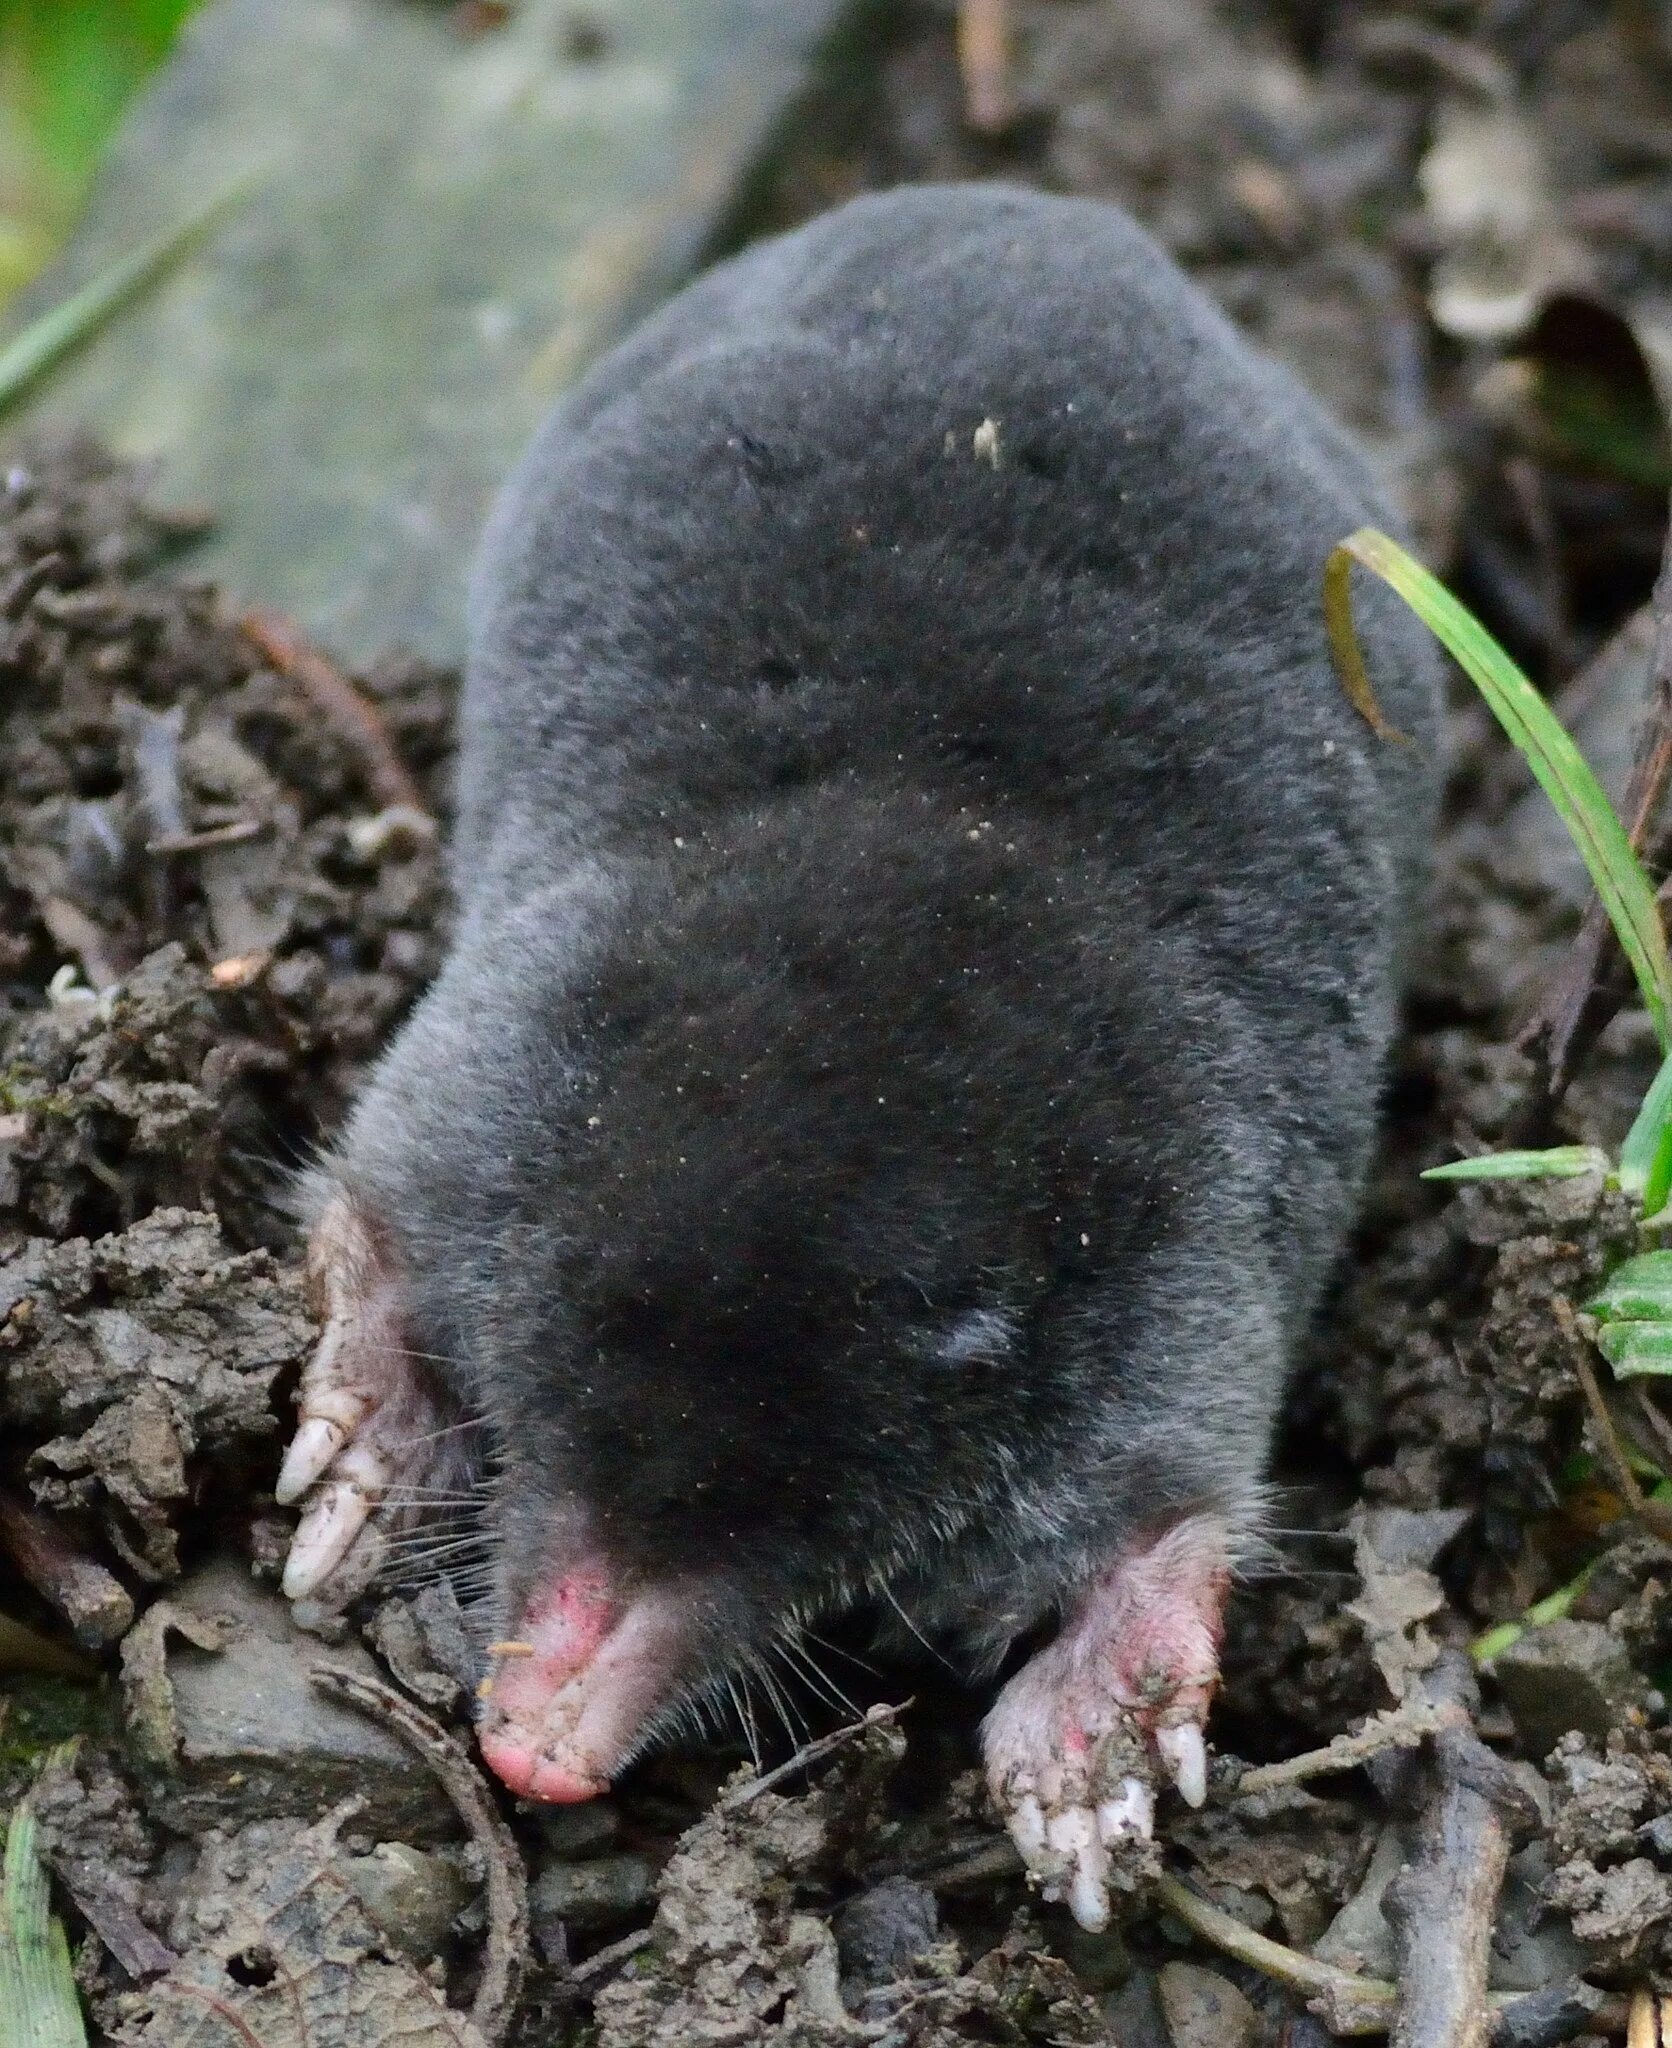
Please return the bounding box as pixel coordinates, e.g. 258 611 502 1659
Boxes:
0 442 449 1614
4 1207 310 1581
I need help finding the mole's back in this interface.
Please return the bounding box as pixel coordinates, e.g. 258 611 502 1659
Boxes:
461 184 1436 943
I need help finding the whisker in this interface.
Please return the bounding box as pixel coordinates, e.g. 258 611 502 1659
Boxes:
800 1625 882 1679
771 1632 859 1718
742 1649 807 1747
727 1671 763 1772
878 1582 958 1673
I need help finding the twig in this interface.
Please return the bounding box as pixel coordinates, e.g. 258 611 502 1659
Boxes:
0 1490 132 1649
49 1857 177 1982
146 818 266 855
27 1746 176 1983
1562 1307 1672 1543
1157 1872 1398 2035
568 1924 655 1988
927 1838 1603 2041
1384 1656 1517 2048
1633 1383 1672 1476
1520 527 1672 1107
717 1699 910 1813
242 608 428 814
310 1664 527 2043
36 897 122 994
1224 1700 1444 1798
956 0 1014 133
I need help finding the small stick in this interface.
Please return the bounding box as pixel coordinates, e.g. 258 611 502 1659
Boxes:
568 1925 655 1988
957 0 1014 134
1633 1383 1672 1476
717 1699 909 1813
146 818 266 855
37 896 122 994
1225 1699 1444 1798
242 608 428 814
47 1855 177 1981
0 1491 133 1648
310 1664 527 2043
1562 1307 1672 1543
1157 1872 1398 2035
1384 1656 1517 2048
925 1839 1604 2040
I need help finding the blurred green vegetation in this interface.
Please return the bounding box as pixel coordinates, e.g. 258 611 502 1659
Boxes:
0 0 204 302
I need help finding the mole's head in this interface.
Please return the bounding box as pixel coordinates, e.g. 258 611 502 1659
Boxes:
278 818 1200 1803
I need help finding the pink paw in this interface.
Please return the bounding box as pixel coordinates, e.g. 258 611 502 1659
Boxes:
981 1517 1229 1930
276 1194 444 1609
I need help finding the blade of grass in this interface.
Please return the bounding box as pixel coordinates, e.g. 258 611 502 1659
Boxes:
1473 1555 1600 1663
0 1767 88 2048
0 173 250 417
1622 1048 1672 1202
1326 527 1672 1051
1421 1146 1609 1182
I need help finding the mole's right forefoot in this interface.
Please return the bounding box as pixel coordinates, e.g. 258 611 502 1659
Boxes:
981 1514 1230 1931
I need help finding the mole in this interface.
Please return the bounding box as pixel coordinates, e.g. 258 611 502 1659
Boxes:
275 183 1440 1930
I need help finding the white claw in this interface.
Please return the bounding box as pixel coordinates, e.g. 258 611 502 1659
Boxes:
281 1479 374 1598
1096 1776 1155 1842
1069 1851 1111 1933
1046 1804 1094 1861
1010 1793 1047 1859
1157 1723 1209 1808
275 1412 351 1504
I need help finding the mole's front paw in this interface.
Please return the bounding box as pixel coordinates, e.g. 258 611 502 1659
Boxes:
980 1516 1230 1931
276 1193 444 1608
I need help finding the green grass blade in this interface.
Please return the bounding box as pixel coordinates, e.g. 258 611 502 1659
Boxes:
1595 1321 1672 1377
1589 1249 1672 1322
1622 1048 1672 1203
1326 527 1672 1051
1473 1555 1599 1663
0 1787 88 2048
0 175 249 416
1420 1146 1609 1182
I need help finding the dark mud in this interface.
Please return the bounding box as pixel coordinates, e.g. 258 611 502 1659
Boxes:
5 4 1672 2043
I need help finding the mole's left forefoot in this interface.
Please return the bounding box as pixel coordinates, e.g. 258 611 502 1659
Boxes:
981 1515 1231 1932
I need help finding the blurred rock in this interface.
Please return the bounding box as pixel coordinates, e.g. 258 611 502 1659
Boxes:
340 1841 471 1960
1492 1619 1644 1758
1157 1962 1256 2048
529 1851 654 1948
120 1554 446 1838
836 1876 939 1993
1104 1967 1171 2048
527 1797 622 1861
14 0 854 664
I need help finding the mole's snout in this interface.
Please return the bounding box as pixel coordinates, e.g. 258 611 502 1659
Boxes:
476 1565 693 1804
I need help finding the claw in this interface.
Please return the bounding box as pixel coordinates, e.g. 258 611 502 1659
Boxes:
1097 1776 1154 1841
282 1478 376 1598
1157 1721 1208 1807
1046 1803 1094 1861
1068 1843 1112 1932
276 1410 355 1504
1011 1791 1047 1858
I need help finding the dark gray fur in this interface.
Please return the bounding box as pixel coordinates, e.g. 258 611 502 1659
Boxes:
327 185 1440 1688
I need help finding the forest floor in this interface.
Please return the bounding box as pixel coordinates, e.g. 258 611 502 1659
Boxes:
4 4 1672 2045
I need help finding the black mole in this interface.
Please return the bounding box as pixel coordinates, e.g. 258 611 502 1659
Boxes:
277 183 1440 1929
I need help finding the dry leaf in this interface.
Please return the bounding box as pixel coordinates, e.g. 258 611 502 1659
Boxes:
113 1807 484 2048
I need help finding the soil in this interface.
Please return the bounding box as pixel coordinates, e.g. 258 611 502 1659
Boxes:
5 5 1672 2044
